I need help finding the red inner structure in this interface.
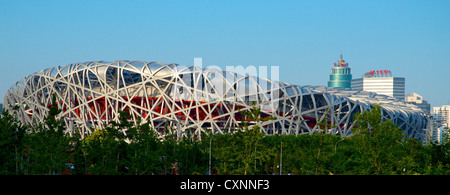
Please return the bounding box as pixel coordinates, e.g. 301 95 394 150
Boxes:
39 96 332 130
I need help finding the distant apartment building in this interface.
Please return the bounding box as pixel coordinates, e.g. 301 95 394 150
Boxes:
405 92 431 114
351 70 405 101
433 105 450 127
433 126 448 144
431 105 450 143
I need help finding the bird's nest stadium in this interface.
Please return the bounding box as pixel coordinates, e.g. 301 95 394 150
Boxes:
3 60 428 140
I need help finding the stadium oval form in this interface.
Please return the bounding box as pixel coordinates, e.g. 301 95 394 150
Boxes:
3 60 428 141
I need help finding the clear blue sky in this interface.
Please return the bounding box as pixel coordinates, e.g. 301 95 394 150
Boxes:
1 0 449 108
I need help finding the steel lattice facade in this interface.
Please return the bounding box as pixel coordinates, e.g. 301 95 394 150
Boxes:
3 61 428 140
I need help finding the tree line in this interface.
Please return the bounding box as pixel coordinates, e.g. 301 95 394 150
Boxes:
0 96 449 175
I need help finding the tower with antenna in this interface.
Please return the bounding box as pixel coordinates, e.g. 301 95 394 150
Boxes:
328 53 352 88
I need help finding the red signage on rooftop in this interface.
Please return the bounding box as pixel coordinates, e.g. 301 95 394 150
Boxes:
364 70 391 77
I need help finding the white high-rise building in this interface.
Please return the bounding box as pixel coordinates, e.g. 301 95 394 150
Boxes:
433 105 450 127
351 70 405 101
431 105 450 143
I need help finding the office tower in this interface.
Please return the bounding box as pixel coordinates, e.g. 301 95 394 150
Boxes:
352 70 405 101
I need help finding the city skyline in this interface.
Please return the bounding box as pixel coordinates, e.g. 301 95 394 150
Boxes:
1 0 449 108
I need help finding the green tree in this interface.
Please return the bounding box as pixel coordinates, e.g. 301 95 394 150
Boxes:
352 104 406 174
0 108 26 175
424 133 450 174
22 93 72 175
213 103 275 175
312 109 337 174
176 132 209 175
80 110 132 175
126 118 163 175
81 128 117 174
